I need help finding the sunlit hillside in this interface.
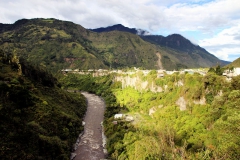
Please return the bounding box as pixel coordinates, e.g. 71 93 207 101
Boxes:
226 57 240 68
60 68 240 159
0 18 225 72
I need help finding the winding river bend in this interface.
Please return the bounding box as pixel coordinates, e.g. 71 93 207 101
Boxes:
72 92 106 160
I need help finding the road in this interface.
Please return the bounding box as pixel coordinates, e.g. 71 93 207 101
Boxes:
72 92 106 160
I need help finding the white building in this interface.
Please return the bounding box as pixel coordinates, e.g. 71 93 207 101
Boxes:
234 68 240 76
114 114 124 119
223 67 240 77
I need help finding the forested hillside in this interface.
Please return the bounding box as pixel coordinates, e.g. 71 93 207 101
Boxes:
0 50 87 159
226 57 240 68
60 70 240 159
0 18 225 72
90 24 229 68
0 18 238 160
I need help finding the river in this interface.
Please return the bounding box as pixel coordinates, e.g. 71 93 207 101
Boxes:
71 92 107 160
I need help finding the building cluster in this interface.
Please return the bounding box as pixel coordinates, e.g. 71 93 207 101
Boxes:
61 67 240 78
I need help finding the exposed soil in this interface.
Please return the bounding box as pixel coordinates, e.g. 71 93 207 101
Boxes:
72 92 106 160
156 52 163 69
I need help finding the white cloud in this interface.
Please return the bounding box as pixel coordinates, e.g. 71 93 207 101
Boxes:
162 0 240 33
1 0 239 33
0 0 240 61
199 23 240 61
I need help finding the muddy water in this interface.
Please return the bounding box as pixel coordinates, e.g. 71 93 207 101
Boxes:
72 92 106 160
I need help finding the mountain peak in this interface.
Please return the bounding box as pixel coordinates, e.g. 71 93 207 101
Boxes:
89 24 151 36
90 24 137 34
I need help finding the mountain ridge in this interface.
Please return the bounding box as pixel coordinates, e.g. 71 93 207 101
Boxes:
226 57 240 68
89 24 151 36
91 24 230 66
0 18 229 72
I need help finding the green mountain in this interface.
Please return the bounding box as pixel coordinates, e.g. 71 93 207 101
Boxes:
141 34 230 66
0 50 86 159
0 18 226 72
226 57 240 68
60 70 240 160
91 25 230 67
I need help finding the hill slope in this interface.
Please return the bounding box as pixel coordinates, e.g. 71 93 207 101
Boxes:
141 34 230 66
0 18 227 71
0 18 108 72
226 57 240 68
60 70 240 160
92 24 230 67
0 50 86 159
0 18 160 71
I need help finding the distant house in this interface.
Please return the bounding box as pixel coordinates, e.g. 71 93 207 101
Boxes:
157 73 164 78
157 70 165 78
114 114 124 119
142 70 150 76
61 69 73 73
166 71 177 75
234 68 240 76
114 114 134 122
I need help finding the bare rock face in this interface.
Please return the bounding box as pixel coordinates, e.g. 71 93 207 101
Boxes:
115 75 164 92
70 153 77 160
175 80 184 87
176 96 187 111
149 107 156 117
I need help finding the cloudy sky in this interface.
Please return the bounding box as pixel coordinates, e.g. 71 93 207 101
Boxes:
1 0 240 61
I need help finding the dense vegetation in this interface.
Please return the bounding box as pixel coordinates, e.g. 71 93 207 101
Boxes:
0 18 238 160
0 18 226 72
61 69 240 160
0 50 87 159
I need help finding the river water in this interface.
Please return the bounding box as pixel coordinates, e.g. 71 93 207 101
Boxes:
71 92 106 160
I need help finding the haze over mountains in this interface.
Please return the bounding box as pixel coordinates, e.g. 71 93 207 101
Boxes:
0 18 230 72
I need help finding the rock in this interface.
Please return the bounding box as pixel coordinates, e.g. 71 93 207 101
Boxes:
82 121 85 126
70 153 76 160
149 107 156 117
103 149 108 154
175 80 183 86
176 96 186 111
193 97 206 105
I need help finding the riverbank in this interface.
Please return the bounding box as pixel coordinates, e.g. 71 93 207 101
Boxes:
71 92 107 160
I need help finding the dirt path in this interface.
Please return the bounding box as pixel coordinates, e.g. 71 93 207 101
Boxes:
72 92 106 160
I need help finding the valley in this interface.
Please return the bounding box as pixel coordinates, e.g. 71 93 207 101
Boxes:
0 18 229 73
60 67 240 160
0 18 240 160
